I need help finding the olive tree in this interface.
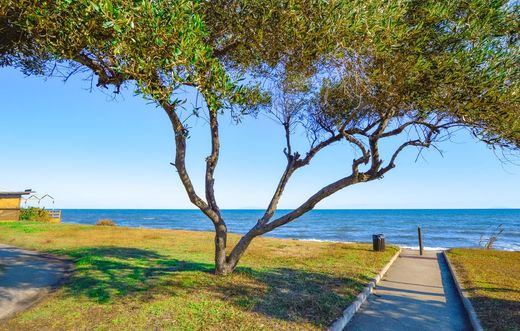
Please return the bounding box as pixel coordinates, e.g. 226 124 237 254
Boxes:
1 0 518 274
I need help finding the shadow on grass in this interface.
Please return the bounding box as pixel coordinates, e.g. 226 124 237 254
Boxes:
56 246 369 327
475 297 520 331
470 296 520 331
232 266 367 326
57 247 213 303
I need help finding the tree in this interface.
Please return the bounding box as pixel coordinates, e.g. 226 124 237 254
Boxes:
1 0 518 275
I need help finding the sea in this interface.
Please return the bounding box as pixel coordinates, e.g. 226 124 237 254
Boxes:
61 209 520 251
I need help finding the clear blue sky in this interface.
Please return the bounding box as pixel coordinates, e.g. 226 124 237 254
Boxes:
1 67 519 209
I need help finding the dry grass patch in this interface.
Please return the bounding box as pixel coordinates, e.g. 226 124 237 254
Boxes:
95 219 117 226
447 249 520 331
0 221 397 330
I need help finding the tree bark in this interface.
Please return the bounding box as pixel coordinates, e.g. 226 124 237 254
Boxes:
214 222 232 275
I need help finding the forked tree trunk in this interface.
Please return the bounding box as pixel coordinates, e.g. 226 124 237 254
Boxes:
215 228 260 275
214 225 259 275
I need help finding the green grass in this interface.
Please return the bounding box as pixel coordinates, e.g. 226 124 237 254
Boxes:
446 249 520 331
0 221 397 330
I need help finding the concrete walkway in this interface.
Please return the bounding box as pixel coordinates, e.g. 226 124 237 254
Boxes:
0 244 72 320
346 249 470 331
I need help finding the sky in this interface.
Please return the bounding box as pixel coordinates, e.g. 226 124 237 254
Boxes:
1 67 519 209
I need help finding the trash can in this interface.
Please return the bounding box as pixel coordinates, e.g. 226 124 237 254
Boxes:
372 234 385 252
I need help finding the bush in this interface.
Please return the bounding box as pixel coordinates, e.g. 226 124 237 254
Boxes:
96 219 116 226
20 207 51 222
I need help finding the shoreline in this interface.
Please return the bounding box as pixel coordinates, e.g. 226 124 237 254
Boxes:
19 219 520 252
55 208 520 251
295 239 449 251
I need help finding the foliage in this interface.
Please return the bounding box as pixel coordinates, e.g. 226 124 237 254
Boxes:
19 207 51 222
0 2 47 74
0 0 264 110
95 218 116 226
0 221 398 330
447 249 520 330
207 0 519 147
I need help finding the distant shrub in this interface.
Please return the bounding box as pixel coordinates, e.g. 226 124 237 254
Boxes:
20 207 51 222
96 219 116 226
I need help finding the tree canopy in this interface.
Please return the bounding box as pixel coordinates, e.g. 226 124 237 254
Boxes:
205 0 519 148
1 0 519 274
1 0 263 109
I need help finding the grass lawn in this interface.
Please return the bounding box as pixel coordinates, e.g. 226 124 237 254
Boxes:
0 221 397 330
446 249 520 331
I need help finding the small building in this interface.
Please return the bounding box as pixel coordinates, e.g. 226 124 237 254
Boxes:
0 189 33 221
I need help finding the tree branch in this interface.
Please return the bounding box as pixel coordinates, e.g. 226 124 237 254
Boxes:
226 172 362 269
377 119 453 175
341 130 369 174
227 113 461 271
365 115 391 174
258 118 299 225
294 133 343 168
73 52 125 91
379 120 440 138
205 107 222 216
257 161 297 226
261 174 360 233
160 99 220 223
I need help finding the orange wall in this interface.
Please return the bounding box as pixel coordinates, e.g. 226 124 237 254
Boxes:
0 196 22 220
0 197 21 209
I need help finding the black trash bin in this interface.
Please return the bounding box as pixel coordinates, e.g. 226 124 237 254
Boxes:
372 234 385 252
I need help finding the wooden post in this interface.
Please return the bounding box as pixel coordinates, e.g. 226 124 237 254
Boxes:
418 226 423 256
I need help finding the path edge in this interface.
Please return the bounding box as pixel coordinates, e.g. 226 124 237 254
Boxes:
442 251 484 331
328 247 401 331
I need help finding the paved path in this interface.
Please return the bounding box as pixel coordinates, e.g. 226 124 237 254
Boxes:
346 249 470 331
0 244 72 320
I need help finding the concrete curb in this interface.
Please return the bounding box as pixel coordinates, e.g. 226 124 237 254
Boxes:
442 251 484 331
328 248 402 331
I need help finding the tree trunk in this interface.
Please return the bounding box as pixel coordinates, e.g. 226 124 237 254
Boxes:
214 224 259 275
214 222 232 275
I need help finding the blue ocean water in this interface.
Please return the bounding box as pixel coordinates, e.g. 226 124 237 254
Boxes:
61 209 520 251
